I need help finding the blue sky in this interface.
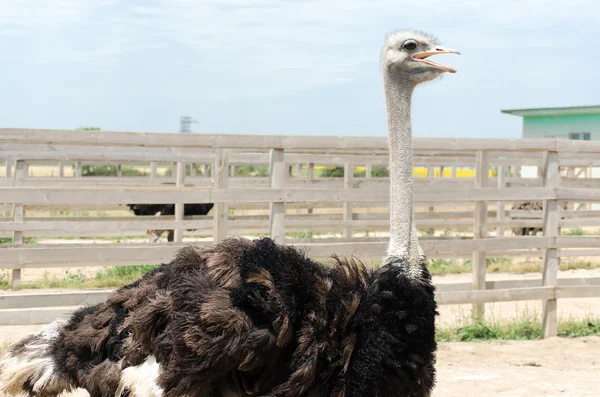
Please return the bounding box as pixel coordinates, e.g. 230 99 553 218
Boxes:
1 0 599 138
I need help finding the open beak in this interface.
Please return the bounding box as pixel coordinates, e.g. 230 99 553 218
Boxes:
412 47 460 73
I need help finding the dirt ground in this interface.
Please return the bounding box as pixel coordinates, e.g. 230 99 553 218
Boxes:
1 327 597 397
434 336 600 396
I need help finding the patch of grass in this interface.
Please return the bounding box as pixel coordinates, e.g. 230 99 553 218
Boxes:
96 265 158 280
455 322 504 341
563 228 585 236
437 314 600 342
0 237 37 244
286 231 314 239
561 259 600 272
485 258 522 273
235 165 269 177
441 229 453 237
12 271 88 289
90 265 160 288
371 165 389 177
0 265 160 290
319 166 344 178
0 340 11 355
0 270 10 289
427 259 471 276
559 317 600 337
63 269 86 284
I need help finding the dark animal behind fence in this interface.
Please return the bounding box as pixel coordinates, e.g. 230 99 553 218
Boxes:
510 201 569 236
127 203 214 242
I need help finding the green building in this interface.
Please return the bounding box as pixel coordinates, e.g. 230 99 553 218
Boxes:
501 105 600 140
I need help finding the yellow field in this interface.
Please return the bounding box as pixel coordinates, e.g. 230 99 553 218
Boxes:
341 166 479 178
0 164 482 179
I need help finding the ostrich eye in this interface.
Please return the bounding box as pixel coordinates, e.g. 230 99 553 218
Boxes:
402 40 418 51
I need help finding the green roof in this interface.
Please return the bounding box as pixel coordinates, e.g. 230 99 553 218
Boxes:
501 105 600 117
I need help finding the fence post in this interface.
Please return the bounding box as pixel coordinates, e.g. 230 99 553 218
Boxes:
566 167 575 211
213 149 229 243
343 163 353 238
174 162 185 242
74 162 82 217
4 161 12 218
427 166 435 235
365 164 372 179
190 163 197 177
497 165 506 237
150 161 157 182
11 160 27 290
542 150 560 338
270 149 285 242
4 160 11 179
117 164 123 178
307 162 315 215
472 151 489 321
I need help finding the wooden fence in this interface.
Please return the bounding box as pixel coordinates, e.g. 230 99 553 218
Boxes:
2 128 600 337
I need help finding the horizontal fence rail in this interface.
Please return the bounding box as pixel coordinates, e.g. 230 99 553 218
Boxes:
2 128 600 336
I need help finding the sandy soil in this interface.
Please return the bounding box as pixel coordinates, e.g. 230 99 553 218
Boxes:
1 328 598 396
434 336 600 396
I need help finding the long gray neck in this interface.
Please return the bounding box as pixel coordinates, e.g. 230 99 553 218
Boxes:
382 70 424 270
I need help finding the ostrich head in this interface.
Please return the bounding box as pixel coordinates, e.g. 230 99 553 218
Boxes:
382 30 459 85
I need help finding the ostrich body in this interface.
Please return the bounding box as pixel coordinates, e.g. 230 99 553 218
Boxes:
0 30 458 397
127 203 214 242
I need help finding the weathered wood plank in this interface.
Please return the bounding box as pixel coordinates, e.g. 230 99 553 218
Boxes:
436 287 555 305
0 186 558 204
542 151 560 338
11 160 27 290
0 290 113 310
269 149 285 242
3 129 573 152
436 277 600 293
555 285 600 299
174 161 185 242
472 151 489 320
0 307 76 325
0 237 557 268
343 163 353 238
213 149 229 242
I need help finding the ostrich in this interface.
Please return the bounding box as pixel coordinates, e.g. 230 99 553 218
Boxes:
510 201 568 236
0 30 459 397
511 201 544 236
127 203 214 242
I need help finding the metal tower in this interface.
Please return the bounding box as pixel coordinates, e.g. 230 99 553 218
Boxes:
180 116 198 133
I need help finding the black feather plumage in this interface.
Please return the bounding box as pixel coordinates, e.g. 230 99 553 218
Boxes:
1 237 436 397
